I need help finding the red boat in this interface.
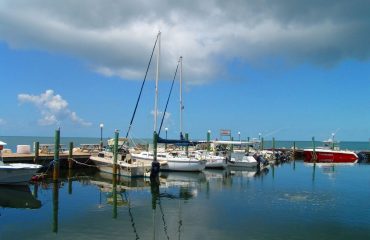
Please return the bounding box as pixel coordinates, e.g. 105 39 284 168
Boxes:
304 148 358 163
304 135 358 163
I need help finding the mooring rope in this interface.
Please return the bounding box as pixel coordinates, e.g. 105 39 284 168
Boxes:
68 157 98 168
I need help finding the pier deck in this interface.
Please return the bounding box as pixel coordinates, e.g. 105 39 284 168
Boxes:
2 152 92 167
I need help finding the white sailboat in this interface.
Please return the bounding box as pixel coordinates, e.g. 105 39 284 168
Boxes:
131 36 205 172
0 141 42 184
131 151 206 171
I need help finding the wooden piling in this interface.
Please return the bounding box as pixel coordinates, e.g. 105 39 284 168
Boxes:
230 137 234 151
272 137 275 155
207 131 211 151
68 142 73 169
112 173 118 219
113 130 119 175
185 133 189 156
153 131 158 163
261 137 264 151
53 128 60 181
312 137 316 162
247 137 250 152
34 141 39 163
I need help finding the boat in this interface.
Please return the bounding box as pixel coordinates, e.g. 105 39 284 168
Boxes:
131 151 206 172
303 135 358 163
228 152 258 167
0 141 42 184
130 46 206 172
90 145 152 178
192 150 227 169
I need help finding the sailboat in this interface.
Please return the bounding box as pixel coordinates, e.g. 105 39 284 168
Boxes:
130 34 206 172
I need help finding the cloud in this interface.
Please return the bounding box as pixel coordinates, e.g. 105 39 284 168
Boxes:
0 118 6 125
150 110 172 129
18 89 92 127
1 0 370 84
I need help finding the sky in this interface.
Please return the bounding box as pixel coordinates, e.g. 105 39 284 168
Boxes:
0 0 369 141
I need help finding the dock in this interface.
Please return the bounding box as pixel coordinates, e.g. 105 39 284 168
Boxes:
2 152 93 168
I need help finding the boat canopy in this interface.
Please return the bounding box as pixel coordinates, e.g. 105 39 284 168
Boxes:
212 140 253 145
157 137 198 146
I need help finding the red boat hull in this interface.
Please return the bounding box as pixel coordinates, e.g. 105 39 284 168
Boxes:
304 150 358 163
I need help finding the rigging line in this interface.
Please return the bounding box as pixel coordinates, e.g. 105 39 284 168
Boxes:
158 58 180 136
125 33 160 138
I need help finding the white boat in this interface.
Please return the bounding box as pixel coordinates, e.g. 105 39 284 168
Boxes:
90 150 151 178
192 150 227 169
228 152 258 168
0 141 42 184
131 151 206 172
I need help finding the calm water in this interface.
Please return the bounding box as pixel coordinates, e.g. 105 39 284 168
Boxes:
0 161 369 240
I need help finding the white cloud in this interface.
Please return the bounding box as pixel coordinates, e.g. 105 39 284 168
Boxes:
150 110 172 129
18 89 92 127
1 0 370 84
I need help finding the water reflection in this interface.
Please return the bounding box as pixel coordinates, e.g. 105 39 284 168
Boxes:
1 161 369 239
0 184 41 209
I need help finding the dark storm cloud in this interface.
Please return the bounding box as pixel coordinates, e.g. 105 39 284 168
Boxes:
1 0 369 84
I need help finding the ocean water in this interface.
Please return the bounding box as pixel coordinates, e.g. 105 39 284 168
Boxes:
0 161 369 240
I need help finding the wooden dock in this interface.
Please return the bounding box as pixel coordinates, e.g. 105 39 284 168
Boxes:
2 152 92 168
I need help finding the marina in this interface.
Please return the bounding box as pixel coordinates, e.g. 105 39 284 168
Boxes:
1 2 370 239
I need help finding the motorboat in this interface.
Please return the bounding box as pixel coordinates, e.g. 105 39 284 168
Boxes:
304 135 358 163
192 150 227 169
227 152 258 167
90 148 151 178
131 151 206 172
0 141 42 184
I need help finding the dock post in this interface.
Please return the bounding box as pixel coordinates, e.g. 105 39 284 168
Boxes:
293 141 296 158
312 137 316 162
261 137 264 151
207 130 211 151
68 142 73 169
112 173 118 219
34 141 39 163
230 137 234 151
272 137 275 156
150 131 160 179
247 137 250 152
113 130 119 175
185 133 189 156
53 128 60 181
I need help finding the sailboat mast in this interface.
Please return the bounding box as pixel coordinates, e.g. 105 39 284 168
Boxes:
154 31 161 132
179 56 183 138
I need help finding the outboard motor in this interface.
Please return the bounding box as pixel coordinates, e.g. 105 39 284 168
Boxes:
357 152 368 163
256 155 268 166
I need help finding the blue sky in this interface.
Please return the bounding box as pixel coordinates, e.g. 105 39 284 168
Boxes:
0 0 369 141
